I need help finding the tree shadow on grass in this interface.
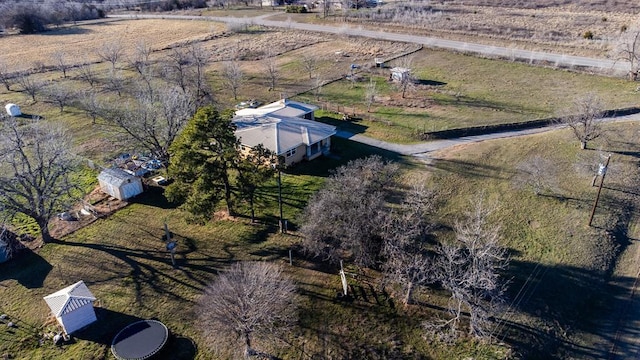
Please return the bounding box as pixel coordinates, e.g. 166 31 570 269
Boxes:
435 94 537 115
498 258 637 360
0 248 52 288
56 237 228 306
290 137 409 177
73 308 143 345
315 115 368 135
425 157 513 180
416 79 446 86
130 186 177 210
157 334 198 360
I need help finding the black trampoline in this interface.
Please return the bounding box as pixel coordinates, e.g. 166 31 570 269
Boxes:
111 320 169 360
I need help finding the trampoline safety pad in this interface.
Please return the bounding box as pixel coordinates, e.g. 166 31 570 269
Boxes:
111 320 169 360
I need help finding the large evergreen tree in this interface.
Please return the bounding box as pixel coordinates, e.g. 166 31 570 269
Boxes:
165 106 238 221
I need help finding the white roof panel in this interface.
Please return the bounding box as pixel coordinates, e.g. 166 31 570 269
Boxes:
234 115 336 155
235 99 318 118
44 281 96 317
98 168 138 187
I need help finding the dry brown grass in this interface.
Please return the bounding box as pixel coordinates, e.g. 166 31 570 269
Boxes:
317 1 638 57
0 18 224 72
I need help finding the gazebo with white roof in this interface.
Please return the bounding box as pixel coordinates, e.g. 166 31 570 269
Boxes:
43 281 97 334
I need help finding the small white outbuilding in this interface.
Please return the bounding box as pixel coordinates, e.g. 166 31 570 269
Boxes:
43 281 97 334
98 168 143 201
5 103 21 117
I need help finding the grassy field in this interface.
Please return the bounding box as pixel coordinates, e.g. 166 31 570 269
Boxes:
1 13 640 359
2 122 638 359
425 122 640 359
3 17 639 147
295 48 640 143
0 137 505 360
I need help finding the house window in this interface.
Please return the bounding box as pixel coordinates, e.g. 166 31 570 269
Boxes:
286 148 296 157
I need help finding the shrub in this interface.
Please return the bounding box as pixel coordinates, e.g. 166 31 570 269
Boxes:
583 30 594 40
285 5 308 13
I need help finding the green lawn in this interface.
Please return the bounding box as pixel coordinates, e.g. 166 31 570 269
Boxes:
2 23 640 359
0 135 507 359
296 48 640 143
425 122 640 358
3 122 638 359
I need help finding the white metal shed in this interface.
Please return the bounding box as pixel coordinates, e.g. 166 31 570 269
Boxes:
43 281 97 334
5 104 21 117
98 168 143 201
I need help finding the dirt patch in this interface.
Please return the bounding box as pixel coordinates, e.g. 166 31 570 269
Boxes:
49 187 129 239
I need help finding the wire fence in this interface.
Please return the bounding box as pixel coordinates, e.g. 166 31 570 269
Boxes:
316 101 393 125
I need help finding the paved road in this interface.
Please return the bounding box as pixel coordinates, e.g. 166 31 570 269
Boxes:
108 13 627 73
335 111 640 159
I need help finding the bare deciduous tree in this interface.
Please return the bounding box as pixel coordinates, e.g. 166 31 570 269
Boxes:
382 182 435 307
364 78 377 112
104 69 125 97
17 73 44 102
165 47 191 93
559 93 605 150
396 56 416 99
301 54 318 80
130 40 153 75
222 60 243 101
611 25 640 80
512 155 560 195
0 61 14 91
77 63 98 88
52 50 70 78
187 43 212 101
300 156 399 267
78 90 102 124
129 40 155 94
100 85 195 161
0 117 79 243
97 41 123 71
197 261 297 359
426 197 508 341
44 83 75 113
263 51 279 91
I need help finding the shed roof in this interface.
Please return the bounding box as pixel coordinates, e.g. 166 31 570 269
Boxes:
234 99 318 118
43 281 96 317
98 168 138 187
234 115 336 154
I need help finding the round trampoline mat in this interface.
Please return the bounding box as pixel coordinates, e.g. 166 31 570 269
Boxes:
111 320 168 360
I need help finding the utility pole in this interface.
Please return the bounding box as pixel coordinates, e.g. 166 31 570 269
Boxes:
272 161 285 234
277 165 284 233
588 154 611 226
